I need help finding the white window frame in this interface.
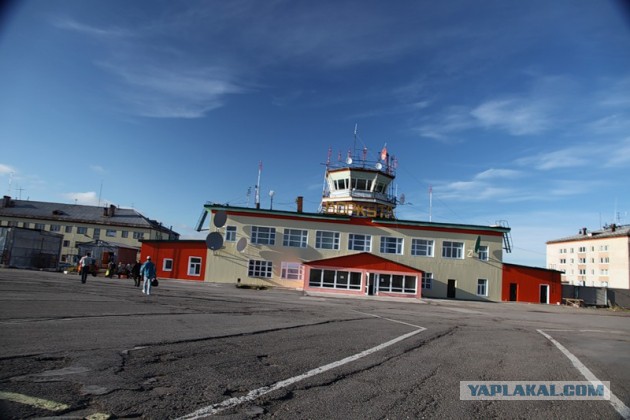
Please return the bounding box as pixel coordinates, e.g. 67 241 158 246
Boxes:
188 256 202 276
283 229 308 248
225 226 237 242
421 272 433 289
315 231 340 250
442 241 464 259
348 234 372 252
163 258 173 272
251 226 276 245
411 239 434 257
248 260 273 278
380 236 403 255
477 279 488 296
478 245 489 261
280 262 303 280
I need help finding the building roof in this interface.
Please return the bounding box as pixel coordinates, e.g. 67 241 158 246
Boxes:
201 203 511 236
0 196 178 236
546 224 630 244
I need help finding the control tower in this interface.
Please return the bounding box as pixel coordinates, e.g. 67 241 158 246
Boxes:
321 145 398 219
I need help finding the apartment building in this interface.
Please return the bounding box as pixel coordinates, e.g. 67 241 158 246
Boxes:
546 224 630 289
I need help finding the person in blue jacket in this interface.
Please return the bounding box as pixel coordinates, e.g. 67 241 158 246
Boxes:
140 256 156 295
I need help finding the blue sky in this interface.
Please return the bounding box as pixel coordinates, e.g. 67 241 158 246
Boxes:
1 0 629 267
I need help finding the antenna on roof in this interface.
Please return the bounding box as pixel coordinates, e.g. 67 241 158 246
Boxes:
255 161 262 209
98 180 103 207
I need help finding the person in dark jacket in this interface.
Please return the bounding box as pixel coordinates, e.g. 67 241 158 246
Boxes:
140 256 156 295
131 260 142 287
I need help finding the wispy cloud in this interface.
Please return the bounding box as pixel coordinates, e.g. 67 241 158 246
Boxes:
61 191 99 205
52 18 130 39
471 99 551 135
0 163 16 175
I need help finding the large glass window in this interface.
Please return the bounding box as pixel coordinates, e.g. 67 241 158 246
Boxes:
442 241 464 259
309 269 362 290
315 231 340 250
378 274 417 294
281 262 303 280
283 229 307 248
411 239 434 257
348 234 371 252
380 237 403 254
251 226 276 245
188 257 202 276
248 260 272 278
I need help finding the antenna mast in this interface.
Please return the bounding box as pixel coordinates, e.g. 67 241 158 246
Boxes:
429 185 433 222
255 161 262 209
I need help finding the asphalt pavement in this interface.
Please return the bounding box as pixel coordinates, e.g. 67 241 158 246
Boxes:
0 268 629 419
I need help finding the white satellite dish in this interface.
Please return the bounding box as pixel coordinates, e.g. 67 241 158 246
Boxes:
346 157 353 165
236 237 247 253
214 210 227 228
375 162 382 170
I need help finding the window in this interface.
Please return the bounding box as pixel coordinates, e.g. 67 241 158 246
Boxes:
308 268 362 290
225 226 237 242
93 228 100 240
315 231 340 250
34 223 45 230
380 237 403 254
442 241 464 259
50 224 61 232
77 227 88 234
411 239 434 257
163 259 173 271
281 262 303 280
478 246 489 261
133 231 144 240
600 257 609 263
378 274 417 293
248 260 272 278
579 269 586 275
600 269 609 276
560 258 566 264
422 272 433 289
477 279 488 296
348 234 371 251
22 222 30 228
121 231 129 238
65 225 73 233
283 229 307 248
251 226 276 245
599 245 608 251
578 258 586 264
106 229 116 237
578 246 586 252
334 179 349 190
63 240 70 247
188 257 202 276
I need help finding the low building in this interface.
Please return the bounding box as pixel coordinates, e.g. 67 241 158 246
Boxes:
0 196 179 265
0 227 63 270
140 240 207 281
502 263 562 304
546 224 630 289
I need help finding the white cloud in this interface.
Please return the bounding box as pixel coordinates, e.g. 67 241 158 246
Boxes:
62 191 99 206
52 18 130 39
90 165 105 174
474 169 522 180
471 99 551 135
0 164 16 175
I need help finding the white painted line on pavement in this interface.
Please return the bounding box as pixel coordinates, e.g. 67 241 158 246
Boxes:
538 329 630 420
177 316 426 419
0 391 70 411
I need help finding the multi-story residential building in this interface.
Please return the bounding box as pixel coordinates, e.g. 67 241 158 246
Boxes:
546 224 630 289
0 195 179 265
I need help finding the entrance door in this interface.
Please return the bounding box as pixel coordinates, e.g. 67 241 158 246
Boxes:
509 283 518 301
367 273 377 296
447 279 456 298
540 284 549 304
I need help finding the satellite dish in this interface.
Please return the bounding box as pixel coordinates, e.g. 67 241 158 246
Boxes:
214 210 227 228
399 193 406 205
346 157 353 165
236 237 247 253
375 162 382 170
206 232 224 250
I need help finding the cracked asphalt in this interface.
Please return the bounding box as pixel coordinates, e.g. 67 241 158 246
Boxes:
1 268 629 419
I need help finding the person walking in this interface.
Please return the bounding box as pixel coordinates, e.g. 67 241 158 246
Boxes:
79 252 93 284
131 260 142 287
140 256 156 295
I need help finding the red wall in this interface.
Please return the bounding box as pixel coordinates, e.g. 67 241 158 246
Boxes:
502 264 562 304
140 241 207 281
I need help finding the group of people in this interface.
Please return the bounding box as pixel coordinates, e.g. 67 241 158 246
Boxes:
78 253 157 295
